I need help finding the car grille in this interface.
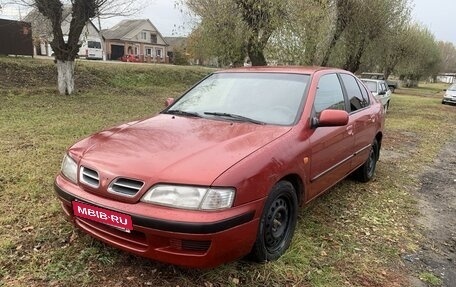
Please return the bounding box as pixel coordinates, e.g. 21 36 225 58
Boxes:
170 238 211 252
108 178 144 197
79 166 100 188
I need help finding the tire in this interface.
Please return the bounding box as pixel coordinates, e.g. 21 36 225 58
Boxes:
249 181 298 262
356 139 379 182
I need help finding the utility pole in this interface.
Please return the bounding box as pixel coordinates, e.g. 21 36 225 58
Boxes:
96 9 106 61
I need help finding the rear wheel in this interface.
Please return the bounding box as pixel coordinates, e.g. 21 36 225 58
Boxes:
249 181 298 262
384 101 390 113
356 139 379 182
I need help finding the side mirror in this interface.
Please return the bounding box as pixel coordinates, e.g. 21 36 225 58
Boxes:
165 98 175 107
315 109 349 127
378 90 386 95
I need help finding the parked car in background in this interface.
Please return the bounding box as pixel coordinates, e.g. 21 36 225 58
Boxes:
442 84 456 105
361 79 392 112
83 39 103 60
63 36 103 60
120 54 141 62
361 72 398 93
55 66 384 268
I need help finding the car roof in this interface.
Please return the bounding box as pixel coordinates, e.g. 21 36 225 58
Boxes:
361 72 383 75
215 66 345 75
360 78 385 83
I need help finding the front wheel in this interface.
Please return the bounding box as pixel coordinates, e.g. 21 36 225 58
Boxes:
356 139 379 182
249 181 298 262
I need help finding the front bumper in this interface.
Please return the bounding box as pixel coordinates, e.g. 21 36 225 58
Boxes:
442 97 456 104
54 175 264 268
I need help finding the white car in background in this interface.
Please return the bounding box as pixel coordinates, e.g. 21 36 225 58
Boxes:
361 79 392 112
442 84 456 105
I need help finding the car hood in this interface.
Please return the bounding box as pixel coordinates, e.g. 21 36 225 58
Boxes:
70 114 291 187
445 90 456 97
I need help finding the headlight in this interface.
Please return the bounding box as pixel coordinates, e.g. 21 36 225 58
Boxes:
141 184 235 210
61 154 78 183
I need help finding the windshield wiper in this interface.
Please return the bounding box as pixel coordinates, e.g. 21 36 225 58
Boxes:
204 112 265 125
165 110 202 118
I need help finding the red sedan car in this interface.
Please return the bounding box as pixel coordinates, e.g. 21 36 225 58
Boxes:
55 66 384 268
120 54 141 62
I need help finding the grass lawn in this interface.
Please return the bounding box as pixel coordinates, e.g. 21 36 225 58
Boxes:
1 57 455 286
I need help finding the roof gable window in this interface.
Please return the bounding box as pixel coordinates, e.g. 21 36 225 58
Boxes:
150 33 157 44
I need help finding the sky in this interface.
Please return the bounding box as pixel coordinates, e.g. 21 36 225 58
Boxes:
0 0 454 43
411 0 456 44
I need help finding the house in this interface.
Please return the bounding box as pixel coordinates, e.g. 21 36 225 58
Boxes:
437 73 456 84
24 8 103 59
102 19 169 63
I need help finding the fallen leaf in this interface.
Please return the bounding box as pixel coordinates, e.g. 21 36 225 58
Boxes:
22 226 34 232
69 231 78 244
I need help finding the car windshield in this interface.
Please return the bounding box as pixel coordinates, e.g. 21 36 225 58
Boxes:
448 84 456 91
166 72 310 125
362 80 378 92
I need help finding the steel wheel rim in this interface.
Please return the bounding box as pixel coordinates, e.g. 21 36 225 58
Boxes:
367 146 375 177
264 197 290 252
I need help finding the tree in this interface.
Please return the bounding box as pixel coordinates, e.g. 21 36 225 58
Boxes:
356 0 410 78
320 0 355 67
233 0 287 66
184 0 246 66
3 0 140 95
322 0 410 73
363 24 414 79
394 24 441 84
266 0 331 65
181 0 287 66
437 41 456 73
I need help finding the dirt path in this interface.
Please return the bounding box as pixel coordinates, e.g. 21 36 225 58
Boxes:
406 137 456 286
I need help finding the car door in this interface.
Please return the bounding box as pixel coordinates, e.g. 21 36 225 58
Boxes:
378 82 387 106
308 73 354 200
340 74 377 169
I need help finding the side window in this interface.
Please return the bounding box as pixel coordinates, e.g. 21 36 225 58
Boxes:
314 74 346 115
358 79 370 105
340 74 368 112
381 83 387 92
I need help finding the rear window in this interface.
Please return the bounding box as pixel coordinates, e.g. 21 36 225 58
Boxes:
362 80 377 93
88 41 101 49
341 74 368 112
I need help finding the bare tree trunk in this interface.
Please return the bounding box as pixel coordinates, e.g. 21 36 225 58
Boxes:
247 38 267 66
56 60 75 95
